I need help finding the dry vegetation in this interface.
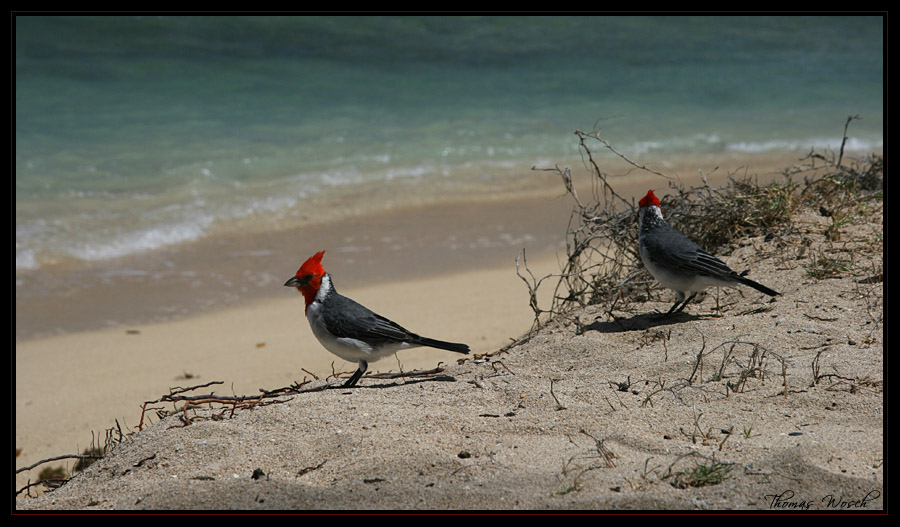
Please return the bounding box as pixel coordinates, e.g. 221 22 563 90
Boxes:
519 117 883 334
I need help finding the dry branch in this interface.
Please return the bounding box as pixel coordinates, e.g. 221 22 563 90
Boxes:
16 454 104 475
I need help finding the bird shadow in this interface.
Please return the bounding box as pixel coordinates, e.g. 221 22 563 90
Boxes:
328 374 458 391
577 310 712 333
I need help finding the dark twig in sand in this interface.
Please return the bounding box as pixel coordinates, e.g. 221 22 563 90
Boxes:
550 379 567 411
132 453 157 468
579 429 618 468
490 360 515 376
16 454 105 475
297 461 327 477
364 366 447 381
139 364 460 428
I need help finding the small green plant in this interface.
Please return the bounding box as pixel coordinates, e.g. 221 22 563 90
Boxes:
807 250 851 279
669 461 734 489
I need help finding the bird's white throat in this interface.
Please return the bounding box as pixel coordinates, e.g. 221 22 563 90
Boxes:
316 274 333 303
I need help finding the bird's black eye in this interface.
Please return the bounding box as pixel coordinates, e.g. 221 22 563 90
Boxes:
285 273 314 288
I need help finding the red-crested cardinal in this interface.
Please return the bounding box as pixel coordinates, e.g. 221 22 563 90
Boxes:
638 189 780 315
284 251 470 387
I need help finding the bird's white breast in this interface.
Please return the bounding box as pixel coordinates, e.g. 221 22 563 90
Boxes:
306 292 413 363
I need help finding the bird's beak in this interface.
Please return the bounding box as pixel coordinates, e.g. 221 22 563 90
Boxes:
284 276 307 288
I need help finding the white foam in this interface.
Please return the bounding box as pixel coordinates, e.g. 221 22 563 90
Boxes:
620 134 883 156
67 216 214 262
726 136 883 153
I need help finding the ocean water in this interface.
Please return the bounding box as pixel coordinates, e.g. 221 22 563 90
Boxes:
15 15 884 272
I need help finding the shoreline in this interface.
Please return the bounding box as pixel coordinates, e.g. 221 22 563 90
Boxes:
14 149 817 342
14 189 573 342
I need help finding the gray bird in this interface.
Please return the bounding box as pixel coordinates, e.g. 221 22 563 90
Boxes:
638 190 779 315
285 251 469 387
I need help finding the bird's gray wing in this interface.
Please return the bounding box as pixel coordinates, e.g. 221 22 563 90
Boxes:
645 228 738 279
323 296 416 345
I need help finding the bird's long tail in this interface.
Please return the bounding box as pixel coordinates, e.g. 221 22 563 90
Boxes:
415 337 470 354
736 275 780 297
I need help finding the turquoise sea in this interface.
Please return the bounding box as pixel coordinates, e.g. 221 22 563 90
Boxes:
16 15 883 272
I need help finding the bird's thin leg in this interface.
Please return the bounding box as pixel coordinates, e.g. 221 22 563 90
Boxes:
666 300 683 315
343 360 368 387
665 292 686 315
673 293 698 314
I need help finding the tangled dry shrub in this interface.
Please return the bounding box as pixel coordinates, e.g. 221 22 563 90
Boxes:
519 119 882 332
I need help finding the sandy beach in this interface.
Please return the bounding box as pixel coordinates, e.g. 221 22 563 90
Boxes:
15 255 561 479
14 150 883 510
